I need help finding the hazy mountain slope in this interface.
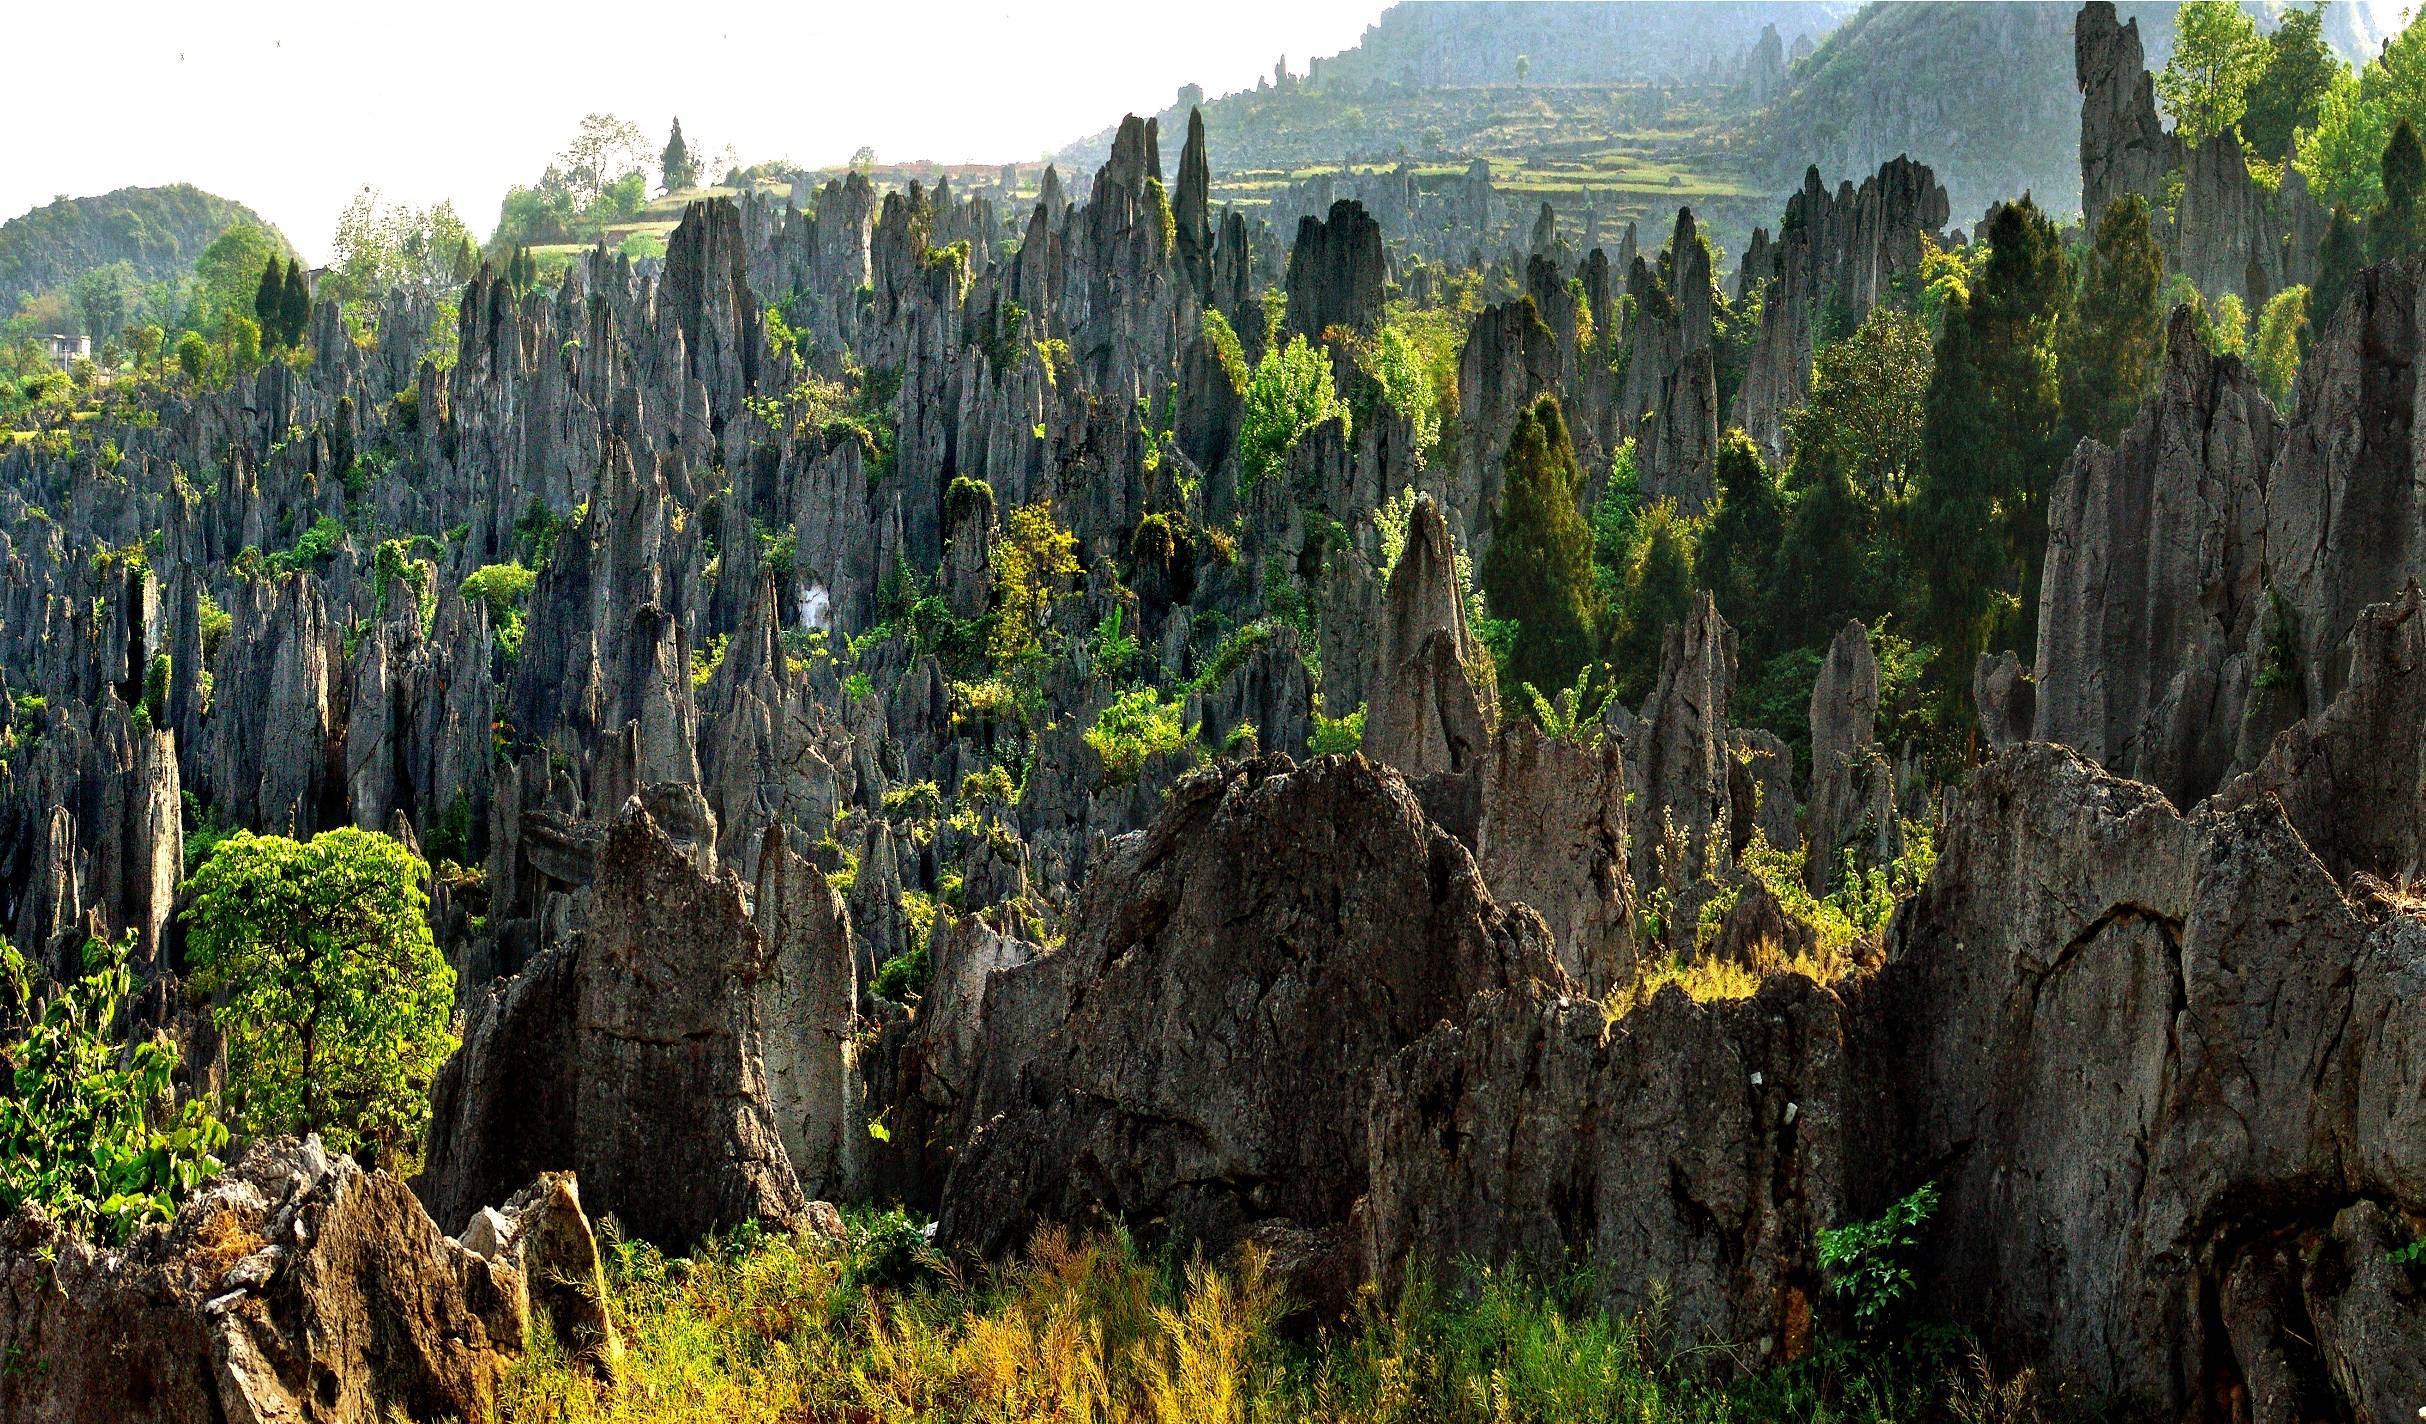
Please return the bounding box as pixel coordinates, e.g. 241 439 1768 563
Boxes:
1748 0 2392 229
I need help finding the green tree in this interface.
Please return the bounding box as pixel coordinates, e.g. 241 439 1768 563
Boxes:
1696 428 1784 654
2250 285 2309 406
253 254 283 344
70 260 140 344
1482 395 1600 695
129 323 164 372
2060 195 2166 448
1236 332 1348 490
2375 118 2425 262
2242 2 2340 161
0 935 226 1245
1914 199 2068 668
563 113 651 211
174 329 210 382
191 220 284 338
2297 9 2426 210
227 314 262 373
662 116 700 193
1787 305 1933 501
2158 0 2268 145
281 258 311 349
182 828 457 1163
1605 498 1699 702
2312 203 2366 329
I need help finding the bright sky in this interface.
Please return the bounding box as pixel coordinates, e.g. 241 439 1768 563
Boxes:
8 0 1388 264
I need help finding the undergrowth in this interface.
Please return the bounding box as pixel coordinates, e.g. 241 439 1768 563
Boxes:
501 1215 2049 1423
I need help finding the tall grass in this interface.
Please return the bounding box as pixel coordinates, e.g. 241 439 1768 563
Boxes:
500 1214 2051 1423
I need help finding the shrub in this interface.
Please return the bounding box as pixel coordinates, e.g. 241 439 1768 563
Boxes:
1310 704 1366 756
0 934 227 1244
1818 1181 1941 1332
1237 333 1348 491
1084 686 1196 787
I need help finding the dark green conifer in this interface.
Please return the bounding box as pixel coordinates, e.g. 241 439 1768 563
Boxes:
1482 394 1600 696
2060 195 2165 449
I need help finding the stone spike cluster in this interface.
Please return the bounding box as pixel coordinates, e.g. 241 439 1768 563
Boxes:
0 72 2421 1418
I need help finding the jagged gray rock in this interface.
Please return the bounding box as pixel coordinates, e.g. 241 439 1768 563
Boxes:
1805 620 1899 890
419 792 857 1246
936 756 1566 1280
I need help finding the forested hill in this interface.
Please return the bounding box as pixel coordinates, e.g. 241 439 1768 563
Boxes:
0 184 281 312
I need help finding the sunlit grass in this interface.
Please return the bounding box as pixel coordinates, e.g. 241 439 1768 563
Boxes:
502 1216 2037 1423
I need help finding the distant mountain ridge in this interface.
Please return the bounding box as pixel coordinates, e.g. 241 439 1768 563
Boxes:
1055 0 1857 176
1748 0 2400 229
0 184 282 312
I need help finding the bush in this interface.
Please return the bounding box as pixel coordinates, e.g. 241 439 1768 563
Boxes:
0 934 226 1244
1084 686 1196 787
1818 1181 1941 1332
182 827 457 1163
1237 333 1348 490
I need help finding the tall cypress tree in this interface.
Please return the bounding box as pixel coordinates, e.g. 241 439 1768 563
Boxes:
2312 204 2365 333
1697 428 1784 657
280 259 311 349
254 256 285 348
1912 291 2002 666
2376 118 2425 263
2060 194 2166 449
1912 197 2069 671
662 117 698 194
1482 394 1600 696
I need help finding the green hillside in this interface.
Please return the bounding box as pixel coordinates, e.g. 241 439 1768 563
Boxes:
0 184 284 313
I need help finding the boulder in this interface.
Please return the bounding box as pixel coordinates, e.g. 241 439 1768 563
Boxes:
1478 720 1637 995
1882 744 2426 1415
0 1137 524 1424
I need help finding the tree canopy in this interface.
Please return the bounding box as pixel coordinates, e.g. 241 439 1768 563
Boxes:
182 827 456 1164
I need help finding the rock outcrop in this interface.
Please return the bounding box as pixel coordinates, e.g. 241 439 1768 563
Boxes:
934 755 1566 1277
420 791 858 1245
2037 263 2424 809
1804 619 1900 889
1883 743 2426 1417
1732 157 1950 456
2076 2 2172 232
0 1137 528 1424
1363 494 1492 840
1365 974 1867 1361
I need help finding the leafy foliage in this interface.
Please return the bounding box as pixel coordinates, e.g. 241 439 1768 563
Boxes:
2060 195 2165 449
2250 285 2310 407
182 828 457 1163
988 500 1079 665
1084 686 1197 787
1237 332 1347 490
1913 197 2068 673
2296 8 2426 212
1818 1182 1941 1332
2157 1 2267 146
0 934 226 1244
502 1216 2024 1423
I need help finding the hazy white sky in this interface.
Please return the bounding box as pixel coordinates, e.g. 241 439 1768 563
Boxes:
9 0 1388 263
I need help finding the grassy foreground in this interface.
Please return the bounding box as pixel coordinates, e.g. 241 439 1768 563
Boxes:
499 1213 2056 1423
